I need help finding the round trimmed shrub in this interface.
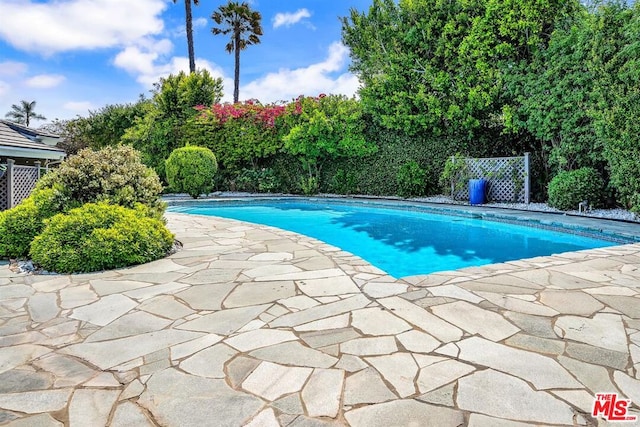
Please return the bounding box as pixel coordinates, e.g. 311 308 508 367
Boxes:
37 145 164 215
0 188 60 258
30 202 174 273
547 167 605 211
165 146 218 198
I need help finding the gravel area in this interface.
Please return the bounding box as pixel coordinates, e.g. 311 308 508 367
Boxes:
414 196 639 222
163 192 639 223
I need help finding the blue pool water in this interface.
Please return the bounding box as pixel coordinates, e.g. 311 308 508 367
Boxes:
168 200 615 278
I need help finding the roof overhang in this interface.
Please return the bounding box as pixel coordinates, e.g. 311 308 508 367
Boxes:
0 145 66 161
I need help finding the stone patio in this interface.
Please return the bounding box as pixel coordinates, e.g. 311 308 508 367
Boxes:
1 212 640 426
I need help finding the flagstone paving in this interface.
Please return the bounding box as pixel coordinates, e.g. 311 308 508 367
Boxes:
1 212 640 426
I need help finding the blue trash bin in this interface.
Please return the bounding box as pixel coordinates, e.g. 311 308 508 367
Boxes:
469 179 486 205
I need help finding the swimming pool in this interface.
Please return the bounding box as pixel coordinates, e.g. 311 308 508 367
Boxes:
168 199 618 278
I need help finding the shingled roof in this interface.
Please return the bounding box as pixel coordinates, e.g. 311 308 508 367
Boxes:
0 120 66 161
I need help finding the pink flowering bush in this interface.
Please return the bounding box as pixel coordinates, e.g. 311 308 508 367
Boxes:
187 100 288 171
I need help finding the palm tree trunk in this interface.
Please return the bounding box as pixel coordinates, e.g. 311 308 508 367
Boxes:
185 0 196 73
234 31 240 103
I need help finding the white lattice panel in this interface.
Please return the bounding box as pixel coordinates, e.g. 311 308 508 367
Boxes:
13 166 39 206
0 171 7 211
454 155 529 203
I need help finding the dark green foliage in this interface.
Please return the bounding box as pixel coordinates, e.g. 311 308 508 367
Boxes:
37 145 165 216
0 188 59 258
30 202 174 274
396 161 427 198
547 168 605 211
234 168 280 193
165 146 218 198
592 2 640 211
341 0 579 139
330 169 359 195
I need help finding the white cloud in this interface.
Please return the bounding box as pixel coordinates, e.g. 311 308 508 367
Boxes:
0 80 9 97
113 38 231 92
193 17 208 29
63 101 94 113
273 8 312 29
172 17 208 38
240 42 360 103
0 0 167 54
25 74 66 89
0 61 28 76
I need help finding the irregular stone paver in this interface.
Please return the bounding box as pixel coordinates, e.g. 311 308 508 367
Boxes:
63 329 204 369
396 330 440 353
457 369 575 424
297 276 360 297
457 336 582 390
345 400 464 427
343 368 396 405
180 343 237 378
224 281 296 307
341 336 397 356
68 389 119 426
539 290 604 315
249 341 338 368
246 408 280 427
27 294 59 323
70 294 137 326
431 300 519 342
111 401 154 426
177 304 270 334
366 353 418 398
0 345 50 374
0 389 72 413
2 212 640 426
224 329 297 352
350 307 412 335
555 313 628 353
242 361 312 401
378 297 463 342
139 368 263 427
416 359 475 393
301 369 344 417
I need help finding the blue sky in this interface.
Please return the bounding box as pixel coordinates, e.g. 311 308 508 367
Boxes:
0 0 372 125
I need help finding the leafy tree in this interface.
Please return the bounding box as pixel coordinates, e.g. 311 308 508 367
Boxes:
212 1 263 103
173 0 200 73
122 70 223 179
505 8 600 173
5 100 46 127
591 1 640 211
283 95 376 193
341 0 580 141
39 99 149 154
39 117 91 155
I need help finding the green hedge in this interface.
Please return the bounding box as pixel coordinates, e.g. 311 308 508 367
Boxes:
0 189 59 258
30 202 174 273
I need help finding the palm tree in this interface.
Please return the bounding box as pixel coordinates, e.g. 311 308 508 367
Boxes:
211 1 263 103
5 100 46 127
173 0 200 73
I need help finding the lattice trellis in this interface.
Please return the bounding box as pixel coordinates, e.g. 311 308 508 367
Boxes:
0 168 7 211
453 154 530 203
13 166 40 206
